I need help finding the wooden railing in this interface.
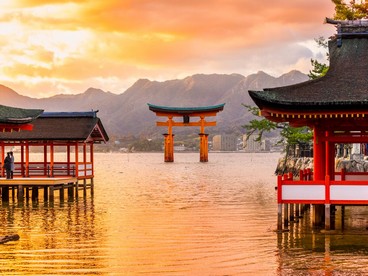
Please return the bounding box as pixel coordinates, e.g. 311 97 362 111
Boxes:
278 169 368 205
6 162 93 178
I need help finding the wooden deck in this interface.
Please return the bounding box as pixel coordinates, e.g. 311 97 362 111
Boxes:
0 177 93 202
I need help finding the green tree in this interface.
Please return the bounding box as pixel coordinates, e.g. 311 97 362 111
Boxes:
332 0 368 20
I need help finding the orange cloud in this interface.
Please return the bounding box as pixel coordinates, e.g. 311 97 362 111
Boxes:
0 0 335 98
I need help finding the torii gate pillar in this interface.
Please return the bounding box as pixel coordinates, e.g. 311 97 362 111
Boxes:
199 133 209 162
163 133 174 162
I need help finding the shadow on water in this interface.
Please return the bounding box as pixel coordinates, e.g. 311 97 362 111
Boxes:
277 206 368 275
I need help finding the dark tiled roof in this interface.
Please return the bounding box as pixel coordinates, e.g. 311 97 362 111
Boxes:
0 112 109 142
249 20 368 111
0 105 43 124
147 103 225 114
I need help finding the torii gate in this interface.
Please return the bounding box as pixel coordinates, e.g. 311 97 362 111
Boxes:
147 103 225 162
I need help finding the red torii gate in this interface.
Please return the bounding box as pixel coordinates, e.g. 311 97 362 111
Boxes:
148 103 225 162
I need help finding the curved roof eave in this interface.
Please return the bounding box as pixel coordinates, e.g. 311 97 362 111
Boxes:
147 103 225 114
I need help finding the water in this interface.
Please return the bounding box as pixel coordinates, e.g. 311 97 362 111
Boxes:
1 152 368 275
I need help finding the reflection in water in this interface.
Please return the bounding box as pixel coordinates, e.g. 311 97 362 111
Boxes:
2 152 368 274
277 206 368 275
0 197 106 275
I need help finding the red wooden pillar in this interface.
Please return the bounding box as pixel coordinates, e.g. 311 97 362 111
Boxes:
50 142 54 177
21 143 25 177
199 133 209 162
313 126 326 180
25 141 29 177
313 125 326 226
67 145 71 175
1 143 4 177
44 144 48 176
90 142 94 177
75 143 79 177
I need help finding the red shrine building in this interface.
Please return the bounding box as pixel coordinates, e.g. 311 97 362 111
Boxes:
0 110 108 179
249 18 368 231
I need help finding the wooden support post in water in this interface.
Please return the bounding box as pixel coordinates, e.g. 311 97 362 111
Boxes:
290 204 294 222
25 187 30 202
49 186 54 202
2 187 9 202
17 185 24 202
44 186 48 201
91 178 94 196
277 203 283 231
60 185 65 201
83 179 87 198
68 185 74 200
32 186 38 201
325 204 331 230
283 204 289 227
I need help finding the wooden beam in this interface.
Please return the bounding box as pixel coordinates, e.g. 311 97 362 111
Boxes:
157 121 216 127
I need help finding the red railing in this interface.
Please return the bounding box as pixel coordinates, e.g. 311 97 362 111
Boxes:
277 169 368 205
4 162 93 178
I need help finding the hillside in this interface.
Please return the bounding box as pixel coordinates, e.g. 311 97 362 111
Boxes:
0 70 308 137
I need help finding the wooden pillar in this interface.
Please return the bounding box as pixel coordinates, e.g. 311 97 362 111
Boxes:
60 185 65 201
277 203 283 231
1 143 4 177
32 186 38 201
21 144 25 177
75 143 79 177
25 142 30 177
67 145 71 175
313 126 326 226
17 185 24 202
49 186 54 202
163 133 174 162
44 144 48 176
325 204 331 230
199 133 209 162
68 185 74 200
2 187 9 202
313 126 326 181
44 186 48 201
283 204 289 227
50 143 54 177
90 142 94 178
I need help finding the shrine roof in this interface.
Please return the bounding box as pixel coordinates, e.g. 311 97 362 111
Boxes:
0 111 109 143
147 103 225 114
249 18 368 112
0 105 43 124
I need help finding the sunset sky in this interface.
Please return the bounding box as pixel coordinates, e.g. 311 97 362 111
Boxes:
0 0 336 98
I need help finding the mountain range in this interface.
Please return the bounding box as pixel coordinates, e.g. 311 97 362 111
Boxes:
0 70 309 138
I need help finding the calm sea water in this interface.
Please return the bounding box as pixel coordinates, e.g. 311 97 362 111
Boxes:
1 152 368 275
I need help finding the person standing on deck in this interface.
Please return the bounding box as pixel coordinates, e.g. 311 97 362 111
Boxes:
9 151 14 179
4 152 11 179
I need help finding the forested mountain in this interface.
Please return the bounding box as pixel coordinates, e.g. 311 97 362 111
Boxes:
0 70 308 137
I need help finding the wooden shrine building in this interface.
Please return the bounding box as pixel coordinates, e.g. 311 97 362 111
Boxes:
0 111 109 202
249 18 368 231
148 103 225 162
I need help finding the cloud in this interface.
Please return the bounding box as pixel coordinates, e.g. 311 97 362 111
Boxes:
0 0 336 97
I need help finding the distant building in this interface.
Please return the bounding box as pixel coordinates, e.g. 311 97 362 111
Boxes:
243 133 272 152
212 135 237 151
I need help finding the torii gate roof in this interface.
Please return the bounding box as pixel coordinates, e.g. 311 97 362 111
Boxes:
147 103 225 116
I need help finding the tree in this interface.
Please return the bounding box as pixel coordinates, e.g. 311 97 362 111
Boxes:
332 0 368 20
